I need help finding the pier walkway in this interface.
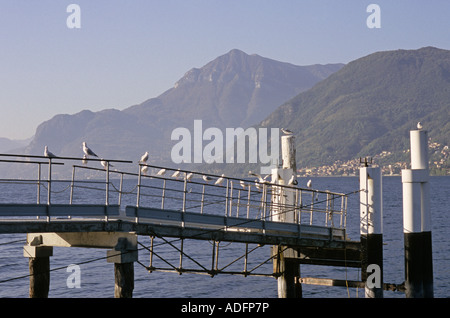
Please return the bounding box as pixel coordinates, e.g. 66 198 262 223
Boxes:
0 153 362 296
0 154 356 246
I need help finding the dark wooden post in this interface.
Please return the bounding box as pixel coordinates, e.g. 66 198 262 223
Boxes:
107 238 138 298
114 262 134 298
24 243 53 298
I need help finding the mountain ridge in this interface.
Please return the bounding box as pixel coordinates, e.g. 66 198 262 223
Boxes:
259 46 450 168
22 49 343 163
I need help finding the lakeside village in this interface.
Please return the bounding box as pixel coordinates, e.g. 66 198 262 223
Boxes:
297 139 450 177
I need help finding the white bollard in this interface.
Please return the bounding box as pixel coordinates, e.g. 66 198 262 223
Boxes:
360 166 383 298
401 128 433 298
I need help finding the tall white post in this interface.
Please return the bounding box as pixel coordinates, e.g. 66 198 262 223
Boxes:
360 166 383 298
401 128 433 298
273 134 301 298
272 135 296 223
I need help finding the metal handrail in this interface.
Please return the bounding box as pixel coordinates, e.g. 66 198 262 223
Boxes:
0 154 348 230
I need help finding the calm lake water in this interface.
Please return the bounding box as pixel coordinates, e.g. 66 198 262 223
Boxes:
0 176 448 298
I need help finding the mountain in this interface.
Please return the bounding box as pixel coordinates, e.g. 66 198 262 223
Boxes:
258 46 450 168
19 49 343 170
124 49 343 130
0 137 31 153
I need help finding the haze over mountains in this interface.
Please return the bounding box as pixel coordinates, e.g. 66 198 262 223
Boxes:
2 46 449 177
17 49 343 168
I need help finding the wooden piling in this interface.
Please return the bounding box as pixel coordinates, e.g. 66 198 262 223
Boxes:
24 243 53 298
114 262 134 298
274 247 302 298
107 237 138 298
28 256 50 298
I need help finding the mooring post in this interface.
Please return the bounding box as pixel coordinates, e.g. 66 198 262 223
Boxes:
107 238 138 298
23 236 53 298
272 134 301 298
359 166 383 298
401 128 433 298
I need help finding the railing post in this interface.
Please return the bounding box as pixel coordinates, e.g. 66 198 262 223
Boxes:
228 181 233 217
161 179 166 210
47 158 52 205
37 163 41 205
105 161 110 206
224 179 229 216
70 165 76 204
118 173 124 207
137 164 142 208
200 184 205 214
46 158 52 222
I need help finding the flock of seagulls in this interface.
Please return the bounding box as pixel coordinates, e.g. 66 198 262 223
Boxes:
43 141 313 189
43 130 318 189
45 142 110 169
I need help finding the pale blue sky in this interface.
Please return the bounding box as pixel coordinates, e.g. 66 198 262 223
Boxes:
1 0 449 139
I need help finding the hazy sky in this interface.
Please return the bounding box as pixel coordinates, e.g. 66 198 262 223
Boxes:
1 0 449 139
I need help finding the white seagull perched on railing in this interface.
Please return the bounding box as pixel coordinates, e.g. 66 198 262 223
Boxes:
306 179 312 188
44 146 56 158
156 168 166 176
101 159 113 170
140 151 149 163
248 171 270 184
82 142 98 158
185 172 193 181
288 175 298 186
215 174 225 186
417 122 423 130
171 169 181 179
240 180 250 189
202 175 212 183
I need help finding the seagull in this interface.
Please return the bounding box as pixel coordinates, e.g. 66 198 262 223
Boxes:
202 175 212 183
141 165 148 176
140 152 149 163
306 179 312 188
185 172 193 181
215 174 225 186
417 122 423 130
156 168 166 176
44 146 56 158
101 159 113 170
171 169 181 179
288 175 298 186
82 142 98 158
249 171 270 184
281 128 293 135
240 180 250 189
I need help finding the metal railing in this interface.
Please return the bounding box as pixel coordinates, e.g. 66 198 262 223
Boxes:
0 154 348 230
